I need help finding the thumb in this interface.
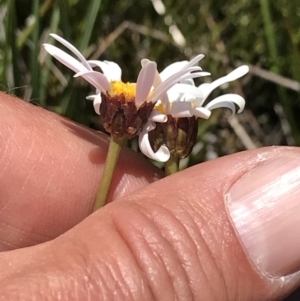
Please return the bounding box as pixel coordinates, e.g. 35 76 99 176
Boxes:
0 146 300 300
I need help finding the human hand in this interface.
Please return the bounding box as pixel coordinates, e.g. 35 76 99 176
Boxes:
0 92 299 300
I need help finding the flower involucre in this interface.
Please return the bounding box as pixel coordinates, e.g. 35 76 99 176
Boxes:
43 34 207 140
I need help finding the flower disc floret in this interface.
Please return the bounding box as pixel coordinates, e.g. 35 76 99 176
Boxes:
110 81 137 101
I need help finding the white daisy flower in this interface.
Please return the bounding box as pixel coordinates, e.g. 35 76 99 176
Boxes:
43 33 209 146
139 65 249 162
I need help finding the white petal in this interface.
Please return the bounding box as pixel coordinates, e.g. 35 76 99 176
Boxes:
86 94 102 115
178 71 210 83
169 83 204 99
153 70 164 90
93 96 101 115
49 33 92 71
88 60 122 81
192 107 211 119
141 58 151 67
160 61 189 81
226 65 249 81
204 94 246 115
198 65 249 105
149 110 168 123
43 44 87 73
179 93 194 102
139 121 170 162
167 83 199 103
152 68 170 105
159 54 204 80
149 67 205 103
167 89 181 103
181 54 205 71
142 59 163 90
74 70 110 92
167 72 209 103
136 61 157 106
169 101 194 118
180 78 195 86
154 57 205 106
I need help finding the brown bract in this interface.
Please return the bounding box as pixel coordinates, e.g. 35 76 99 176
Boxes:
149 116 198 159
100 93 155 139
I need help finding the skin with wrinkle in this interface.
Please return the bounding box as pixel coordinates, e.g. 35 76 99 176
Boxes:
112 203 190 301
1 145 300 300
110 188 255 301
0 93 162 251
0 93 299 300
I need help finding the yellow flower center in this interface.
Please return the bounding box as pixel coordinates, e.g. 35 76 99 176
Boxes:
110 81 137 100
154 102 166 114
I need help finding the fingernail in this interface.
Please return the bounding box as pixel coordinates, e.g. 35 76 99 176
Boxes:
226 156 300 278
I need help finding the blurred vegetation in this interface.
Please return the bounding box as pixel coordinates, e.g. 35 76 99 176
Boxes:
0 0 300 169
0 1 300 298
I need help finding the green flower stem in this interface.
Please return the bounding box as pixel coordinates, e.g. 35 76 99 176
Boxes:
93 136 125 211
164 155 180 176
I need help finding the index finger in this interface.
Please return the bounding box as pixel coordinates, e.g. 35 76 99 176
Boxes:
0 92 162 251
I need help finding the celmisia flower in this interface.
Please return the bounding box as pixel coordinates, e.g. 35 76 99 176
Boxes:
43 34 208 141
139 64 249 162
